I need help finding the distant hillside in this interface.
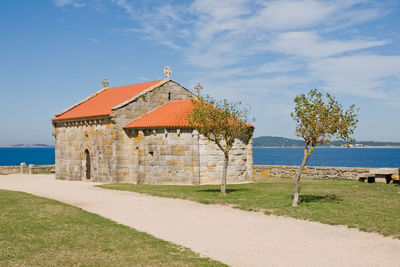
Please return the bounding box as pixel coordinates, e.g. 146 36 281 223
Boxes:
253 136 400 147
1 144 54 148
253 136 305 147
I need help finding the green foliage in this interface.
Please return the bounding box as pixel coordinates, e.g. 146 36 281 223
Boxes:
187 96 254 154
291 89 359 206
100 179 400 239
0 190 224 266
187 94 254 195
291 89 359 147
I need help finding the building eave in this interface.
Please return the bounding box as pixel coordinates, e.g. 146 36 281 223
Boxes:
52 115 111 124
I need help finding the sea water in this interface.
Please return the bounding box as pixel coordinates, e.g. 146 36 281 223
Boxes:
0 147 399 168
0 148 55 166
253 147 400 168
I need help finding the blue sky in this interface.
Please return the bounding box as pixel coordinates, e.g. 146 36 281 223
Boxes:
0 0 399 145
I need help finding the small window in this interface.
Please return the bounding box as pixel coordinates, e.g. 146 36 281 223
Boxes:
168 92 171 101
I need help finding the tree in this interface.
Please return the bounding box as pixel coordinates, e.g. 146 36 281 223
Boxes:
291 89 358 206
187 93 253 196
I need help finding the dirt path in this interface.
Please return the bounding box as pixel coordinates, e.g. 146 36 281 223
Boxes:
1 174 399 267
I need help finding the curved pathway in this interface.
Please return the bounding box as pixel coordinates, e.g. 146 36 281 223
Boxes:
1 174 399 267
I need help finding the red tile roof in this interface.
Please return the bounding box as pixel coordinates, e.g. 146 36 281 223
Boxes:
124 99 194 128
53 80 163 121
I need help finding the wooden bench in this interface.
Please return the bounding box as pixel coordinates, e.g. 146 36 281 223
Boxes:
359 168 399 184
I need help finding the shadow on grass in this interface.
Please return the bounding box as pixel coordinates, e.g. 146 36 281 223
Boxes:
196 188 250 193
296 194 343 203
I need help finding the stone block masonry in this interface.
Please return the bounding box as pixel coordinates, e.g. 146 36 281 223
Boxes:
111 81 195 183
0 164 55 175
53 117 117 182
51 79 254 184
253 165 400 180
123 128 253 185
2 163 398 183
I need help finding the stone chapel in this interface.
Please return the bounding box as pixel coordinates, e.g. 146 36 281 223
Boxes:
52 68 253 184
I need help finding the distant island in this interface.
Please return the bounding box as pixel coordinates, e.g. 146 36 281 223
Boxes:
2 139 400 148
1 144 55 148
253 136 400 148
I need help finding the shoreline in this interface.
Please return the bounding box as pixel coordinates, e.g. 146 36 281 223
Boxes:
0 146 54 149
254 146 400 149
2 146 399 149
1 163 398 168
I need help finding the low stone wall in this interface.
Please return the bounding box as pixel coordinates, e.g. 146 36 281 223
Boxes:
1 163 398 181
253 165 373 180
0 164 55 175
0 166 20 175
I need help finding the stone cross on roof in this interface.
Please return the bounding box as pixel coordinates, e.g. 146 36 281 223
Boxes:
163 66 172 80
194 82 203 97
101 77 110 88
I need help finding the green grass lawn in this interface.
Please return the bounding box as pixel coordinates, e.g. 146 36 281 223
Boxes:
0 190 224 266
99 177 400 239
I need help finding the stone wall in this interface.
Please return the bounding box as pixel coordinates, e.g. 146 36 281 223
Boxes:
0 166 20 175
123 128 253 185
131 128 197 184
51 80 253 184
52 81 192 183
253 165 372 180
112 80 195 182
0 164 55 175
53 117 118 182
199 136 252 184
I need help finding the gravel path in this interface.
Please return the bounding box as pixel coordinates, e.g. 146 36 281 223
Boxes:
1 174 399 267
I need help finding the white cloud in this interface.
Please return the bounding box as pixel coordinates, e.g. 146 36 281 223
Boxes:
250 0 336 30
190 0 249 21
193 60 302 81
197 75 311 101
56 0 398 107
53 0 85 8
105 0 389 70
321 1 386 31
183 0 342 67
53 0 73 7
270 31 388 58
309 54 400 99
256 60 302 73
114 0 134 17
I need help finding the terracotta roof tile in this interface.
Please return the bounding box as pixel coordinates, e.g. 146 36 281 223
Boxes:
124 99 194 128
53 80 162 121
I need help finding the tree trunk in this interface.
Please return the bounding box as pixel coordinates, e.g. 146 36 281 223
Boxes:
292 146 312 207
221 152 229 196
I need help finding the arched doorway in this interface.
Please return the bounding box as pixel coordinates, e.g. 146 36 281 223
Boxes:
85 149 91 180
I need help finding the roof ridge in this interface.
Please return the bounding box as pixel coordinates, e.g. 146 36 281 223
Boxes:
54 87 108 117
111 79 168 110
111 80 196 111
122 98 185 127
123 98 194 129
53 80 162 120
107 80 162 90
